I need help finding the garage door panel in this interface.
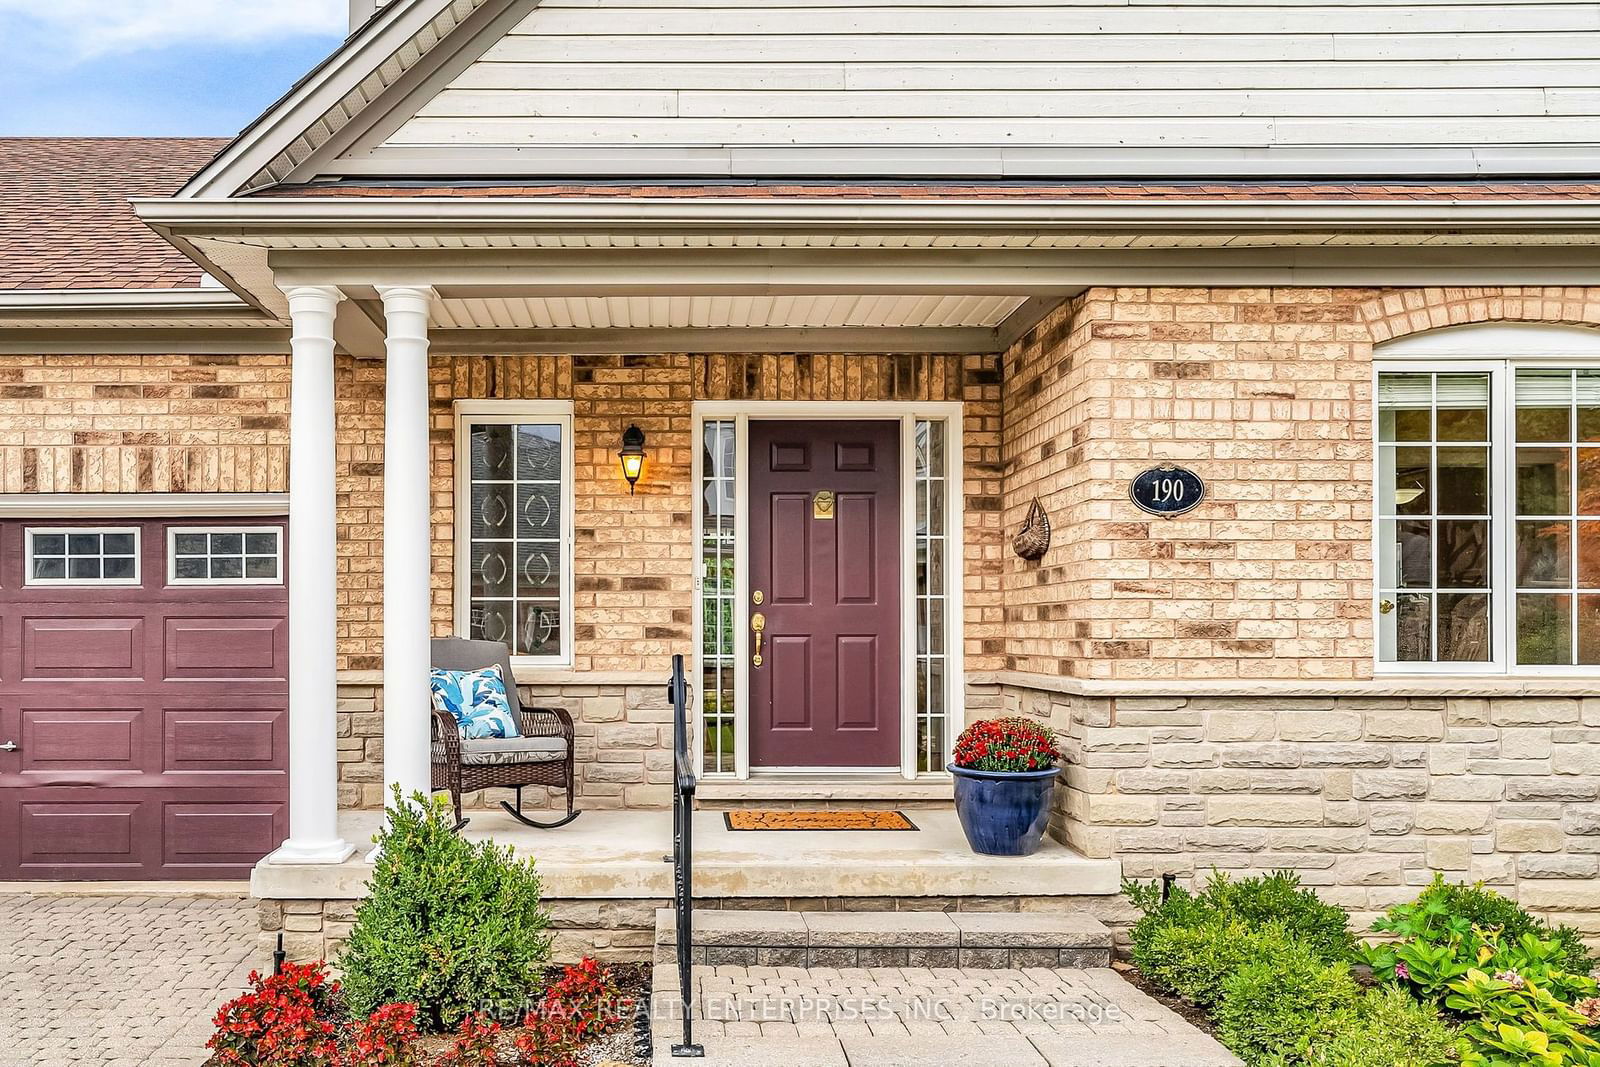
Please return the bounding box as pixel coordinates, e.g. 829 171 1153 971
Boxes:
163 705 285 772
20 706 145 772
20 616 146 680
164 615 286 681
163 803 286 868
15 799 151 874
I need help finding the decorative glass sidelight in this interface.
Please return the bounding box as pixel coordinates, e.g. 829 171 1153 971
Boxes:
700 421 737 773
465 419 566 659
915 420 950 772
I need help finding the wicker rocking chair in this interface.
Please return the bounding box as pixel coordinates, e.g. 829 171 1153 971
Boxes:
429 637 580 830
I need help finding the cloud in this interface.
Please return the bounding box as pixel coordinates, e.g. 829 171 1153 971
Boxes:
0 0 347 58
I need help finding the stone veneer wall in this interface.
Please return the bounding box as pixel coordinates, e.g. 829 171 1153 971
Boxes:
991 682 1600 939
258 892 1135 967
336 678 677 811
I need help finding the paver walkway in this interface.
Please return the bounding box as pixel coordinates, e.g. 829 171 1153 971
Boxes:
652 963 1242 1066
0 893 257 1067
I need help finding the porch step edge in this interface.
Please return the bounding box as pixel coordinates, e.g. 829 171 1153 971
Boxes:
652 908 1114 969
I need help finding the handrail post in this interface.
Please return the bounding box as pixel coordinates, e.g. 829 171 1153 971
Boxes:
668 654 703 1058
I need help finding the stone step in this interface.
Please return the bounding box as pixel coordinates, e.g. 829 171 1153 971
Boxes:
653 908 1113 969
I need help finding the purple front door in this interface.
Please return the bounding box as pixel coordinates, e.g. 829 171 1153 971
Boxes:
749 421 901 768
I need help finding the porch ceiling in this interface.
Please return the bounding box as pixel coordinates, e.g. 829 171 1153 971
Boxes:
430 293 1027 330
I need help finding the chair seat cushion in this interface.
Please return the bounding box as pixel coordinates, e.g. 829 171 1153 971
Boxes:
460 735 568 766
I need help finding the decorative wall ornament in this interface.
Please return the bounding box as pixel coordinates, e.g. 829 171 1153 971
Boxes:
1012 497 1052 560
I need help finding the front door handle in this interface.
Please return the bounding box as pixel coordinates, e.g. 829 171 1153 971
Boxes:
0 741 16 752
751 612 766 668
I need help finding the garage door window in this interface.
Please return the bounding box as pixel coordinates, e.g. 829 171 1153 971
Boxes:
169 527 283 584
26 527 140 585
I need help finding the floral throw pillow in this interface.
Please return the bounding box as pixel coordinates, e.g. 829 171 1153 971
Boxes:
429 664 520 740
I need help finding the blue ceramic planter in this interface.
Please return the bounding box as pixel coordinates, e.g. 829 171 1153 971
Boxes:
948 763 1059 856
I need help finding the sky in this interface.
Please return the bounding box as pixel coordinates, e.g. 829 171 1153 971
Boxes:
0 2 349 136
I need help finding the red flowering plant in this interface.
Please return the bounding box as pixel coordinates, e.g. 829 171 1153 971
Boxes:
951 716 1059 773
513 958 630 1067
432 1014 502 1067
350 1002 420 1065
207 961 344 1067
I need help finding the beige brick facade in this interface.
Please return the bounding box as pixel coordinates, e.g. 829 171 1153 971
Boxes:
999 285 1600 681
0 352 288 492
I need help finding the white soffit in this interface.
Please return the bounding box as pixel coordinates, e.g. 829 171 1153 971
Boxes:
432 293 1026 329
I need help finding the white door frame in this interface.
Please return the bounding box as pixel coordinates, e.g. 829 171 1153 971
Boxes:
691 401 965 781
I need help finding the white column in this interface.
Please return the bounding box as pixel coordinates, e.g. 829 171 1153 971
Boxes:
271 285 355 865
379 285 437 809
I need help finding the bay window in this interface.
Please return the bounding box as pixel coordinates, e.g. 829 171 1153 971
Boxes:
1377 353 1600 672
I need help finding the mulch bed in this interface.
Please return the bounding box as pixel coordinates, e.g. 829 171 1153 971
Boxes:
410 964 653 1066
1114 961 1219 1037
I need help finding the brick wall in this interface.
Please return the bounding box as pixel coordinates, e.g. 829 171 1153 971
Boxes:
0 352 288 491
332 351 1002 676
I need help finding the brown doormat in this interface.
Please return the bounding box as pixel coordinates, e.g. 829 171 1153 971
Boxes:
723 810 918 831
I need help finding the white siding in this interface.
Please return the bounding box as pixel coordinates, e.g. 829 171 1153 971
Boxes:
341 0 1600 177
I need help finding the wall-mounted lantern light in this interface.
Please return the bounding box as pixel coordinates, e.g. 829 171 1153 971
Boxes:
619 424 647 495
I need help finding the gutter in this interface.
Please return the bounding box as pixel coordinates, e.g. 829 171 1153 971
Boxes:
134 195 1600 235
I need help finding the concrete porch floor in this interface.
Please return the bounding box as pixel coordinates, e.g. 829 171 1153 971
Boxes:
322 808 1122 900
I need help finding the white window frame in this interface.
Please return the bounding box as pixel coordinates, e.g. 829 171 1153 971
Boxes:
25 526 141 587
166 525 285 586
452 400 575 668
690 401 966 781
1374 324 1600 676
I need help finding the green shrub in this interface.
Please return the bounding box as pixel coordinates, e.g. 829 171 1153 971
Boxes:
1136 918 1299 1008
1125 870 1355 983
1372 874 1594 977
1297 987 1458 1067
340 788 552 1030
1215 938 1361 1067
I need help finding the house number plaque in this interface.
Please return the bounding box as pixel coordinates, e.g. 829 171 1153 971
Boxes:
1130 465 1205 518
813 490 836 519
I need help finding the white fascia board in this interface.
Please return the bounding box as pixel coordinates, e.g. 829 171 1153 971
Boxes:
0 289 257 314
176 0 475 200
0 493 288 518
134 195 1600 235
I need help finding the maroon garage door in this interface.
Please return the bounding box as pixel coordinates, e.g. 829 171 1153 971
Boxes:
0 517 288 880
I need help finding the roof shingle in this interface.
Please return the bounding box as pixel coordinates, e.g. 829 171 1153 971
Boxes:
0 138 226 291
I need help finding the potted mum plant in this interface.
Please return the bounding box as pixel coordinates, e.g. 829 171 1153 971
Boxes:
948 716 1060 856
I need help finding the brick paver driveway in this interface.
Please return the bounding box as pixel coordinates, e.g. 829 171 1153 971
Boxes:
0 893 257 1067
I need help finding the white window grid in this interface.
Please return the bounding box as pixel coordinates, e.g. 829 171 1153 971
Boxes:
1512 368 1600 666
1374 356 1600 675
1376 371 1494 667
700 420 737 775
25 526 141 586
453 403 574 666
167 526 283 585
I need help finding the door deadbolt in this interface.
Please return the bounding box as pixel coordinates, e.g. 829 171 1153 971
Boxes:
752 589 764 606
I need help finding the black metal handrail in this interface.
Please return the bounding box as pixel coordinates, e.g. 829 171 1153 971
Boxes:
667 654 703 1058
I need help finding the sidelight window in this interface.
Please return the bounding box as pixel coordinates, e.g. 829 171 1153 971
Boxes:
1377 359 1600 672
914 420 951 772
455 403 573 663
699 420 737 774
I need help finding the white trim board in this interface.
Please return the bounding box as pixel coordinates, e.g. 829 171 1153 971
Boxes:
0 493 288 518
1375 322 1600 360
